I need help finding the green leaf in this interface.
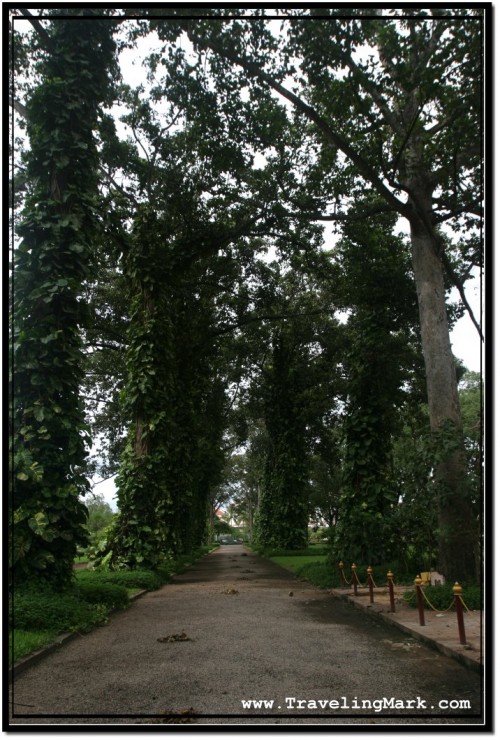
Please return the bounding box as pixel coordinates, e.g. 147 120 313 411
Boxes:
33 407 45 422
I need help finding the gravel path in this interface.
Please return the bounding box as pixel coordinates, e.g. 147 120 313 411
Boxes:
9 545 483 727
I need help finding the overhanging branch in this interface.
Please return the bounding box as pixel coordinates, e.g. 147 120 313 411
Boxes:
184 26 411 220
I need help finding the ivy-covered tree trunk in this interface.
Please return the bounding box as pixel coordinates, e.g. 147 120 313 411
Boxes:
336 320 399 566
11 17 115 586
103 209 176 568
331 210 423 566
256 332 309 550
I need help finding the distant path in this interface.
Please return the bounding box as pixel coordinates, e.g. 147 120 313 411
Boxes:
9 546 482 726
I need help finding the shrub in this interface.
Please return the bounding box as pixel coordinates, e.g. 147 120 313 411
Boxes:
76 581 130 610
75 569 163 591
11 587 108 633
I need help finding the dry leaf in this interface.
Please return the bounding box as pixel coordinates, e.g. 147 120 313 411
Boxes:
157 631 191 643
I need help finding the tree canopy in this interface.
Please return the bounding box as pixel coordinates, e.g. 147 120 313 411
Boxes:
10 7 485 585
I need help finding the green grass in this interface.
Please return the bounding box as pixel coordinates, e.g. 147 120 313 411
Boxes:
75 569 164 591
259 548 417 590
258 547 332 589
9 629 59 665
271 554 328 573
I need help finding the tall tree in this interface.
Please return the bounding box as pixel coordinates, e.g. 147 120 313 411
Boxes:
10 11 116 585
332 206 423 565
178 10 484 580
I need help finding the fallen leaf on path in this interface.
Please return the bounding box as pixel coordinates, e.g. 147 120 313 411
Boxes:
222 587 239 595
157 631 191 643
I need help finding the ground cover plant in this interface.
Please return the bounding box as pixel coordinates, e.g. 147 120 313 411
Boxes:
402 583 482 611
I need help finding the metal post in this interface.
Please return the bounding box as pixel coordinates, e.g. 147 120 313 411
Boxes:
415 575 425 626
453 582 467 645
387 570 395 613
367 566 374 604
351 563 358 596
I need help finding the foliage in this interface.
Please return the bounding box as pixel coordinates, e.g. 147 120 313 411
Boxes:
10 586 109 633
10 14 117 586
330 208 423 565
75 568 164 591
213 518 234 536
11 11 483 586
74 580 130 610
180 9 482 581
294 561 337 590
83 493 115 545
252 266 342 550
9 629 58 666
271 554 328 572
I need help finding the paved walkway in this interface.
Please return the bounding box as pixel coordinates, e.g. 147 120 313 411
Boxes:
329 583 483 673
9 546 485 728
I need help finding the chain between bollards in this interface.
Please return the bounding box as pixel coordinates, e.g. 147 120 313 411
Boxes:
351 563 358 596
338 561 350 587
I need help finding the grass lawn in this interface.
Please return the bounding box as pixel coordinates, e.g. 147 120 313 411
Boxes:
10 629 59 665
264 548 334 589
271 553 328 573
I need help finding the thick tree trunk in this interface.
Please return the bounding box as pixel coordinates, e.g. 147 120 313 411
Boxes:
410 218 476 582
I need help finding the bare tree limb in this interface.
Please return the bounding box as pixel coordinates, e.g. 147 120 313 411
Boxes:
440 249 483 341
11 98 28 118
18 8 53 50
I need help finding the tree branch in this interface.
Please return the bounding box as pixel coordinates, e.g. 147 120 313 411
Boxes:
185 26 411 220
210 309 330 339
287 202 397 222
18 9 53 50
342 52 405 136
441 249 483 341
11 98 28 118
98 165 139 206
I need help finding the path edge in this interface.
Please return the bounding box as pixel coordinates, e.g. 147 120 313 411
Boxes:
329 589 482 674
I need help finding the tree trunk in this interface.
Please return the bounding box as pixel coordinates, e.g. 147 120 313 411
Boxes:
409 218 476 582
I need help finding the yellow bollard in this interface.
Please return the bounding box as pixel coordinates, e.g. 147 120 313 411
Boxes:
453 582 467 645
387 570 395 612
367 566 374 603
415 575 425 626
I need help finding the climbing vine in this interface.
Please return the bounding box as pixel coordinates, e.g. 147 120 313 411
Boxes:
11 14 116 585
97 208 177 568
331 209 422 565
